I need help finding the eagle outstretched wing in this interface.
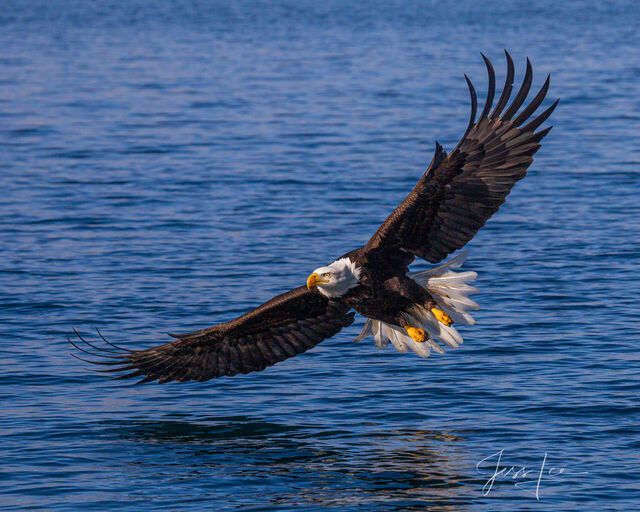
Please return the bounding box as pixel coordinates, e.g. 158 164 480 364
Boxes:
71 286 354 383
70 52 557 383
364 51 558 263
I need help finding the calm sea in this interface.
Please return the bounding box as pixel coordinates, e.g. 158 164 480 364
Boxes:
1 1 639 510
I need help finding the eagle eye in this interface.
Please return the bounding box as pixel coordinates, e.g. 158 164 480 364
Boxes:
323 272 331 278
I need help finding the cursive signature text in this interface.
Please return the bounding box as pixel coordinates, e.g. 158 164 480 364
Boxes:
476 449 588 500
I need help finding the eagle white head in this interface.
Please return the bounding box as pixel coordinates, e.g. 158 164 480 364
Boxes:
307 257 362 298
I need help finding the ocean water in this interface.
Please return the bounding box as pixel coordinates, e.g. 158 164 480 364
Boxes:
1 1 639 510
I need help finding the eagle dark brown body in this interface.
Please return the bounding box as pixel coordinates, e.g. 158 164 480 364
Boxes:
70 52 557 383
338 247 435 327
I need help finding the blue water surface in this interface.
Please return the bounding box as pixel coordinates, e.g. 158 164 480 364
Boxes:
1 1 639 510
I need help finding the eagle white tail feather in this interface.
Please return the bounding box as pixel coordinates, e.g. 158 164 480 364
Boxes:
355 250 479 359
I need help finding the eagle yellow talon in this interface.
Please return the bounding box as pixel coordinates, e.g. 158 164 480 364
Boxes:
404 325 426 343
431 308 453 326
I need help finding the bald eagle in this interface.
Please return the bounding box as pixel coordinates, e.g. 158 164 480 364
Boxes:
71 52 557 383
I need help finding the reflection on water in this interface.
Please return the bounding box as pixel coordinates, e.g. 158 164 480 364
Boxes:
111 418 473 510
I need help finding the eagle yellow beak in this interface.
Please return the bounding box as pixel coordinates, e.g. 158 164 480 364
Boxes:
307 273 329 289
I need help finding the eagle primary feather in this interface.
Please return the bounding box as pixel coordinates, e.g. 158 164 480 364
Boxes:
71 52 557 383
364 52 557 263
72 287 354 383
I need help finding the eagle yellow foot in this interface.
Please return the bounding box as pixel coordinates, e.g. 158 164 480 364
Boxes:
404 325 426 343
431 308 453 326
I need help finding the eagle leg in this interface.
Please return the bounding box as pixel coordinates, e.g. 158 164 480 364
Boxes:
431 308 454 327
403 325 427 343
384 276 453 328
